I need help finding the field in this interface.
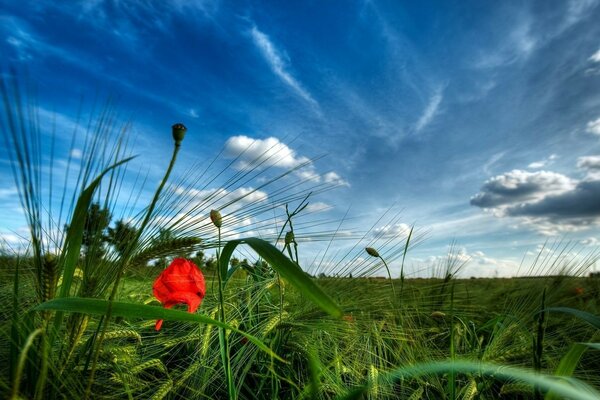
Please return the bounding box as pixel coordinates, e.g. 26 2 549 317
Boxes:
1 85 600 400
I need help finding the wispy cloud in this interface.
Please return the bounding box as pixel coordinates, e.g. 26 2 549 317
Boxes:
587 117 600 135
250 25 318 107
528 154 557 169
414 87 443 133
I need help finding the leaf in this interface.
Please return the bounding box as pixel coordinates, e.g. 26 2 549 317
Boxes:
545 343 588 400
51 156 135 336
336 360 600 400
543 307 600 330
581 343 600 351
36 297 283 361
57 156 135 299
218 237 343 318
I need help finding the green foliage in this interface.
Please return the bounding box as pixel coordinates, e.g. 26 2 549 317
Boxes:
219 237 343 318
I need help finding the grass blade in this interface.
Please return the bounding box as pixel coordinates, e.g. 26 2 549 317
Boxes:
545 343 588 400
543 307 600 330
57 156 136 300
336 360 600 400
36 297 283 362
219 237 343 318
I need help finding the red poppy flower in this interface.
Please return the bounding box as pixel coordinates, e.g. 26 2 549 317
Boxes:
153 258 206 331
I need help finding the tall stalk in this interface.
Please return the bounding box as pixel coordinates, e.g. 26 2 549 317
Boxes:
84 123 186 399
211 209 236 399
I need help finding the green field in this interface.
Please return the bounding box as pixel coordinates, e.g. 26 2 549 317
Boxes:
2 258 600 399
1 88 600 399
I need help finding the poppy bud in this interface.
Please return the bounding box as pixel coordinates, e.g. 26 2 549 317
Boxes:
210 209 222 228
284 231 294 245
172 123 187 145
365 247 380 258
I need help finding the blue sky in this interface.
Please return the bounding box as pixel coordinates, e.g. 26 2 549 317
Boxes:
1 0 600 277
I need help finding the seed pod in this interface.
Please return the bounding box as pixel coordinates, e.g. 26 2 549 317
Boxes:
209 209 222 228
172 123 187 145
284 231 294 245
365 247 380 258
42 253 58 302
430 311 446 319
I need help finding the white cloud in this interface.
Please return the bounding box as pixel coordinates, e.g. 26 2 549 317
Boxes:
224 135 349 187
373 223 410 239
586 117 600 135
590 48 600 63
581 237 599 246
0 187 18 199
176 186 269 210
224 135 310 170
296 169 321 182
305 202 332 213
188 108 199 118
323 171 350 187
528 154 557 169
577 155 600 179
471 167 600 235
70 148 82 159
470 169 575 209
414 87 443 133
250 25 317 107
527 161 545 169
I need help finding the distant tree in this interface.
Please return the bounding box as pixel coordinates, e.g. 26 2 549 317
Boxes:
81 202 111 264
205 257 217 272
107 219 138 257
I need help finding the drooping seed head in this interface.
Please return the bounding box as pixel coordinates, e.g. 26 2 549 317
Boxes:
284 231 294 245
210 209 222 228
365 247 380 258
430 311 446 319
172 123 187 145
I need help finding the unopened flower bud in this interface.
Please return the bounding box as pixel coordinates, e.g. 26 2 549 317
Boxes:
365 247 380 258
172 123 187 145
210 209 222 228
284 231 294 245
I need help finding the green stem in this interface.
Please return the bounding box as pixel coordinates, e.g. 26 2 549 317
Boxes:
84 141 181 399
379 257 397 302
11 328 43 400
216 227 236 399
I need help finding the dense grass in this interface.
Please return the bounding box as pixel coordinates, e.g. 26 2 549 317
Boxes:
1 78 600 399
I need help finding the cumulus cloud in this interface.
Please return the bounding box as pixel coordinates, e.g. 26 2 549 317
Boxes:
323 172 349 187
224 135 349 187
577 155 600 179
577 155 600 170
587 117 600 135
581 237 599 246
590 48 600 63
471 166 600 234
505 180 600 219
373 223 411 239
224 135 310 170
175 186 268 212
470 170 575 209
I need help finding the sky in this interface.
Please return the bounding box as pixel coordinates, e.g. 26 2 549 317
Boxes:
1 0 600 277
